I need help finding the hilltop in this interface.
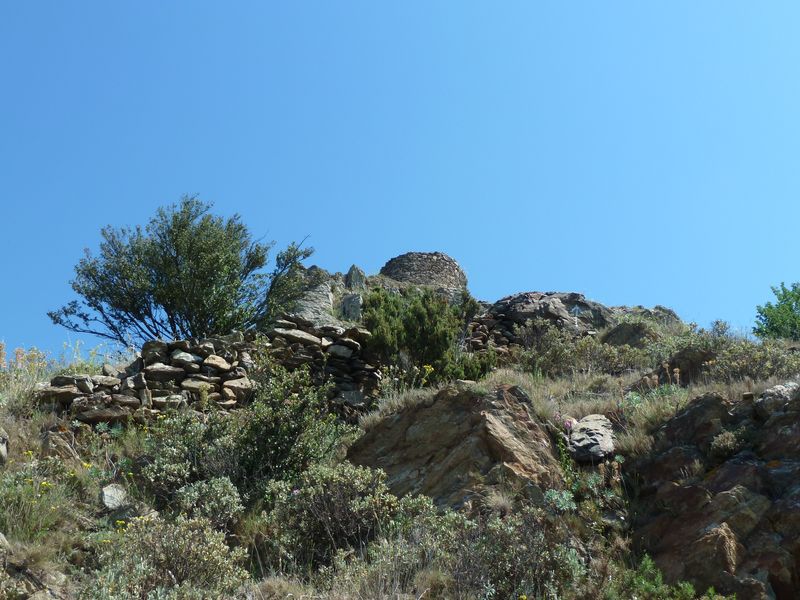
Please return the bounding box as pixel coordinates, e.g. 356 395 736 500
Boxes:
1 251 799 599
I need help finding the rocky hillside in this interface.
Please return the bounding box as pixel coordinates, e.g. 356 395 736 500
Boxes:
2 250 800 599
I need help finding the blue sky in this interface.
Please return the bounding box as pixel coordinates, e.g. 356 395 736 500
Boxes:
2 2 799 358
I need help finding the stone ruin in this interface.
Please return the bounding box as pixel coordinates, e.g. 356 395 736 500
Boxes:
36 316 380 425
379 251 468 292
34 250 679 425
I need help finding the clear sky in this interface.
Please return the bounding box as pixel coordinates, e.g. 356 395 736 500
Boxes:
2 2 799 358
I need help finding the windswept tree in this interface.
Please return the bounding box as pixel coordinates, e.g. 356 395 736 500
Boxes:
49 196 316 345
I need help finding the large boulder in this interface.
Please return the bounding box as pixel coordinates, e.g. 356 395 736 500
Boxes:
489 291 614 333
348 385 562 509
568 414 615 464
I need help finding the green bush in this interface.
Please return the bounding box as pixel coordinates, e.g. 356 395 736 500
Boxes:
83 516 248 599
177 477 244 530
259 463 399 570
141 361 354 506
517 318 650 377
754 282 800 340
362 288 489 384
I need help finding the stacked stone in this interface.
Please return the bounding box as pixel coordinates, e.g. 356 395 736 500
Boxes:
36 334 255 424
378 251 468 303
265 314 380 416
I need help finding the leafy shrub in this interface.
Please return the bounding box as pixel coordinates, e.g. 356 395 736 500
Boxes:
443 506 585 599
704 338 800 382
754 282 800 340
141 362 354 505
709 428 747 461
176 477 244 530
259 463 399 570
83 516 248 599
362 288 489 384
517 318 650 377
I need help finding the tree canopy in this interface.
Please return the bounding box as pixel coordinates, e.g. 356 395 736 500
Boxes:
754 282 800 341
49 196 315 345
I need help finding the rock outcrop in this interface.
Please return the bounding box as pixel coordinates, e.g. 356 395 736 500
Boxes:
630 383 800 599
348 384 563 509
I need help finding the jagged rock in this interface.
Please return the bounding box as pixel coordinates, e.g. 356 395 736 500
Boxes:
143 362 185 383
568 414 615 464
342 264 365 291
291 280 338 327
631 383 800 598
102 363 123 378
203 354 232 372
341 293 363 321
489 291 613 332
75 375 94 394
348 385 562 509
754 382 798 420
238 351 255 372
100 484 130 511
40 430 79 461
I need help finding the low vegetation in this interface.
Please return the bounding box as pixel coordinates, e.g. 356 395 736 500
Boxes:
5 271 800 597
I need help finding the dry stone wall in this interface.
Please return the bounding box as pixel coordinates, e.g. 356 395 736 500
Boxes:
37 317 380 424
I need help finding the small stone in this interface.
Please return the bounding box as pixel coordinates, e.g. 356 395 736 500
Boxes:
0 427 8 466
203 355 232 372
327 344 353 359
153 395 185 410
100 484 130 511
170 350 202 368
75 406 131 425
181 378 218 393
270 328 322 346
222 378 253 402
111 394 141 409
92 375 122 388
141 340 169 365
51 375 77 387
144 362 186 383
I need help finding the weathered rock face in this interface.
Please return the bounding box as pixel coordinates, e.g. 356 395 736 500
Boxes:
348 385 562 509
600 321 658 349
379 251 467 292
630 383 800 599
